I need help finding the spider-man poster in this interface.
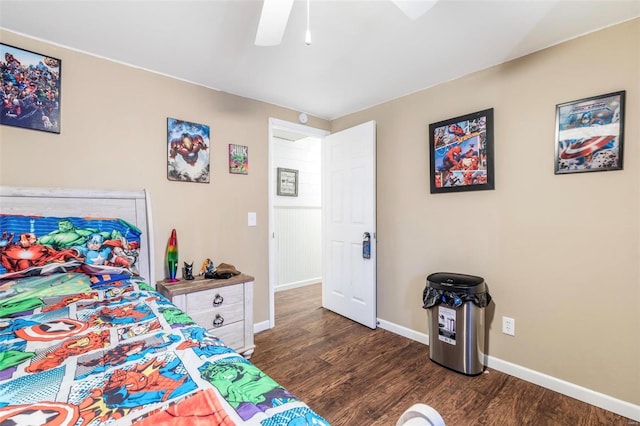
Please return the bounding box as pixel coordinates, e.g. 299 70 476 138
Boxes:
429 108 494 194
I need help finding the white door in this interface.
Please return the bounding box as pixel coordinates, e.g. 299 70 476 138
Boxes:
322 121 376 329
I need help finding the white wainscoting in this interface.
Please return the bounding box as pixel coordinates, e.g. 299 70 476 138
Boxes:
274 206 322 291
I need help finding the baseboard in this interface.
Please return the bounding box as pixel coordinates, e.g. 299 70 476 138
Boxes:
275 278 322 292
485 356 640 421
253 320 271 334
377 318 640 421
377 318 429 345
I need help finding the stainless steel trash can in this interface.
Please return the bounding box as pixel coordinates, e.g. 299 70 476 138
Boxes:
423 272 491 376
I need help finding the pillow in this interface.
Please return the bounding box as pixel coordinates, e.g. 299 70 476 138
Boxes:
0 214 141 279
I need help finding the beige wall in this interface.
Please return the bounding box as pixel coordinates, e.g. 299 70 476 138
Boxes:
332 19 639 405
0 29 330 326
1 19 638 406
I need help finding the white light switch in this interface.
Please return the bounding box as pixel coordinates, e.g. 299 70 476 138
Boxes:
248 212 257 227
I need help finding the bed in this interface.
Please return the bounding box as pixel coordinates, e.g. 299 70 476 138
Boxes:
0 186 329 426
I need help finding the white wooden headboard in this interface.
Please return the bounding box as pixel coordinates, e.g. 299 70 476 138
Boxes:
0 186 155 284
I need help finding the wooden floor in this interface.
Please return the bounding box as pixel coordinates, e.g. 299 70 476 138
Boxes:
251 284 631 426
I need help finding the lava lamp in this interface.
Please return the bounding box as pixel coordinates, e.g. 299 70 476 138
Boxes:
165 229 179 282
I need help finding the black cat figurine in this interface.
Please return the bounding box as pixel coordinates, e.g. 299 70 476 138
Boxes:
183 262 195 280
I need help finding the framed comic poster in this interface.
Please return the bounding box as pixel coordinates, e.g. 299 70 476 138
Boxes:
429 108 494 194
167 117 210 183
277 168 298 196
554 91 625 174
0 43 61 134
229 144 248 174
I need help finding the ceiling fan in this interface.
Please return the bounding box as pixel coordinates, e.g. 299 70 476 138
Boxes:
255 0 438 46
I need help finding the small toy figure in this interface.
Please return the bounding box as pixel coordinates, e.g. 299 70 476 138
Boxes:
183 262 194 280
200 258 216 279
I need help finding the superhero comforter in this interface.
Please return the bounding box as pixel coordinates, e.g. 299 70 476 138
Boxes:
0 273 329 426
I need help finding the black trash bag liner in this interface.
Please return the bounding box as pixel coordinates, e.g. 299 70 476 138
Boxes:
422 285 492 309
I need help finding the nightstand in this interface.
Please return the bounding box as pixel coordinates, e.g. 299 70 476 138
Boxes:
156 274 255 358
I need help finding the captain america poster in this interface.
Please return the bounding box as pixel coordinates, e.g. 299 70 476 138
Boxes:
554 91 625 174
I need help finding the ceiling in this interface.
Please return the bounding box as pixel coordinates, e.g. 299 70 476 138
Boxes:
1 1 638 120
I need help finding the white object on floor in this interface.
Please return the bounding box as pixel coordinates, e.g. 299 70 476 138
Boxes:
396 403 445 426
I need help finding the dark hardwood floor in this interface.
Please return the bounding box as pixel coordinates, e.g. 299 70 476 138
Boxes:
251 284 632 426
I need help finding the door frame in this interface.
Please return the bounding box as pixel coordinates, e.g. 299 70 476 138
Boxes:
267 117 329 328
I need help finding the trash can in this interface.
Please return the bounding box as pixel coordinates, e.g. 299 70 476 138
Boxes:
422 272 491 376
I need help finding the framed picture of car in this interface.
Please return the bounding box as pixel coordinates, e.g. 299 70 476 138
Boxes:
429 108 494 194
554 91 625 174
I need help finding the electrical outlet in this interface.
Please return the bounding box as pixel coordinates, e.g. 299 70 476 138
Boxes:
502 316 515 336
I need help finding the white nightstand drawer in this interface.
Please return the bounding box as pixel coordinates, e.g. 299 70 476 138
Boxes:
211 321 245 350
189 302 244 330
185 284 243 313
156 275 255 358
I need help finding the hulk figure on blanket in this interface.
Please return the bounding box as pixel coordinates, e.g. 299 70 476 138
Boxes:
199 358 297 421
37 219 100 250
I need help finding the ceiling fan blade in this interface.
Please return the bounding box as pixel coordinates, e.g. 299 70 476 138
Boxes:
391 0 438 20
255 0 295 46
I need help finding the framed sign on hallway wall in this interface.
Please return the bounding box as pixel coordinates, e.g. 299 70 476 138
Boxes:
277 167 298 197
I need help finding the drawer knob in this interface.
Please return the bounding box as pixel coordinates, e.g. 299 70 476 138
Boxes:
212 294 224 306
213 314 224 328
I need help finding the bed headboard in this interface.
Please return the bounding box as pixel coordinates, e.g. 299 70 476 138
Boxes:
0 186 155 284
